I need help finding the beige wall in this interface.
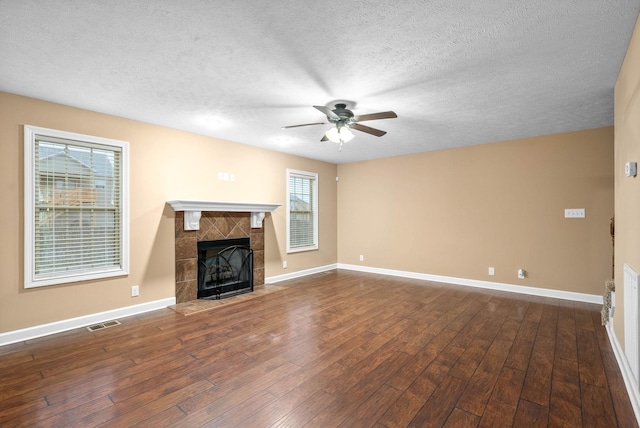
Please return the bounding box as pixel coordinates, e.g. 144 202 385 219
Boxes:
0 92 337 333
337 128 614 296
0 86 620 335
614 14 640 346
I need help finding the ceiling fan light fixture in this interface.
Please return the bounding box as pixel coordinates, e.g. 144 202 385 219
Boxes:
339 126 355 142
325 124 355 144
325 126 341 143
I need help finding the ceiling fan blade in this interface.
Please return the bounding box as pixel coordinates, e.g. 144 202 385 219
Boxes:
320 135 328 142
281 122 326 129
313 105 340 121
351 123 387 137
353 111 397 122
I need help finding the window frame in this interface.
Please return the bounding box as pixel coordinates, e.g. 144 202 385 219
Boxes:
286 168 319 254
24 125 130 288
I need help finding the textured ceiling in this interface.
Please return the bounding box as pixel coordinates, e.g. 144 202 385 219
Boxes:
1 1 638 164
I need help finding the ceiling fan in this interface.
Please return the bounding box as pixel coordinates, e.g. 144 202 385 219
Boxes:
282 103 397 149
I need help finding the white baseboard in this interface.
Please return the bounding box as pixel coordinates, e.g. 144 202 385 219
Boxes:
265 263 338 284
0 297 176 347
606 322 640 424
338 263 603 304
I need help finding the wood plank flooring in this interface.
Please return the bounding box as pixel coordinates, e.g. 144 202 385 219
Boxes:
0 270 637 427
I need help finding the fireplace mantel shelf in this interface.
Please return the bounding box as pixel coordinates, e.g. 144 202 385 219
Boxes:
167 200 281 230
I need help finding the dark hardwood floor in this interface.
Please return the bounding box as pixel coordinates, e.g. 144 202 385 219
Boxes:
0 270 637 427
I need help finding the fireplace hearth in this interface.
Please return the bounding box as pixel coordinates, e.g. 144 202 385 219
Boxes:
198 238 253 299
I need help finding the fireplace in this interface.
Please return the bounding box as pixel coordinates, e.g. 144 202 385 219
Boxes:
172 211 264 303
198 238 253 299
169 200 280 304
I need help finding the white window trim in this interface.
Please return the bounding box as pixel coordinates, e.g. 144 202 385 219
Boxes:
286 168 318 253
24 125 130 288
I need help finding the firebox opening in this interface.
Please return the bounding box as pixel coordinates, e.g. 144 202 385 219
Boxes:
197 237 253 300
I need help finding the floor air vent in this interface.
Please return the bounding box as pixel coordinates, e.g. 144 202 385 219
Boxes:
87 320 121 332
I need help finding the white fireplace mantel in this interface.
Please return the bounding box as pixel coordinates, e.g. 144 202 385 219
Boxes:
167 200 281 230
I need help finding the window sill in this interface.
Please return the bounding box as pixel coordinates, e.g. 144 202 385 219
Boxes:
286 245 319 254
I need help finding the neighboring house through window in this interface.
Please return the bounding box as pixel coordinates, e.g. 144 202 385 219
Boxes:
24 125 129 288
287 169 318 253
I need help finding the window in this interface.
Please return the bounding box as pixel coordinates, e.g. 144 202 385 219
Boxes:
24 125 129 288
287 169 318 253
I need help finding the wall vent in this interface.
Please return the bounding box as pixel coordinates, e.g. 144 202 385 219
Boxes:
86 320 121 332
624 263 640 386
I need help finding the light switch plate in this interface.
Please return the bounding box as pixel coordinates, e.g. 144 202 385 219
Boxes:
625 162 637 177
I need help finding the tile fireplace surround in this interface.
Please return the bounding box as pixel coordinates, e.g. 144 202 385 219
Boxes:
173 211 264 304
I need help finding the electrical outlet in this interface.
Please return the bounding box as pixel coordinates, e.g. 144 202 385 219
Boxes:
283 260 287 269
488 267 495 276
518 269 526 279
564 208 585 218
359 255 364 262
131 285 139 297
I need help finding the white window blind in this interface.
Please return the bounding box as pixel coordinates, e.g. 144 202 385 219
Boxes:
24 126 129 288
287 169 318 253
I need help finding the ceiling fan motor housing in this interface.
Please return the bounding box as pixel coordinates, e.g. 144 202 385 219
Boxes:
329 103 354 124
